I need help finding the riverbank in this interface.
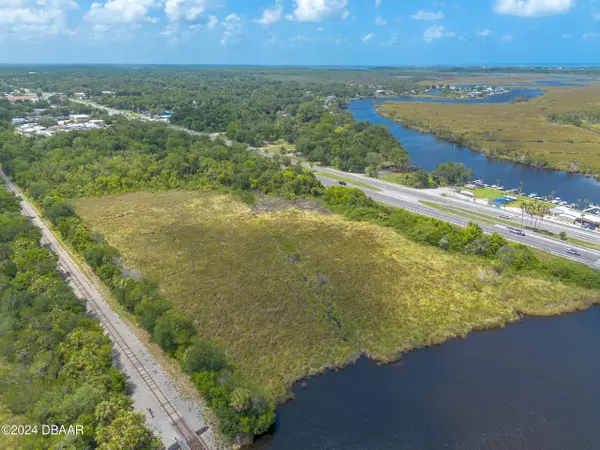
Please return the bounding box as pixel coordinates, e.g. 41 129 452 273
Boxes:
73 190 600 408
377 104 600 179
252 307 600 450
376 85 600 179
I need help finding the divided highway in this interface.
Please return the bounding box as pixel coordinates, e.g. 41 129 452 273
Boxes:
313 168 600 270
72 98 600 269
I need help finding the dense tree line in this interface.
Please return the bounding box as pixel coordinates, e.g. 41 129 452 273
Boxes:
0 120 322 443
0 186 161 449
42 201 276 443
0 119 324 200
547 110 600 126
324 187 600 289
384 162 473 188
290 109 411 172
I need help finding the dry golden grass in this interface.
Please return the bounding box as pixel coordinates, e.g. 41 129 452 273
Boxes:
74 191 600 401
381 85 600 173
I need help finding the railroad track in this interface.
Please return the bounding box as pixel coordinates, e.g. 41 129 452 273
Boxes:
64 271 208 450
3 173 210 450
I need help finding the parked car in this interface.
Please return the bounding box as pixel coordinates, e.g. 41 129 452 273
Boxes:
338 181 347 186
566 248 581 256
499 215 512 220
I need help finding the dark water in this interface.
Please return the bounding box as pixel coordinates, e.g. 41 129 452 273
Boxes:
250 86 600 450
348 89 600 205
252 309 600 450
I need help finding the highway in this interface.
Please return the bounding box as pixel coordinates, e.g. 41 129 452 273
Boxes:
313 169 600 269
74 99 600 269
0 169 214 450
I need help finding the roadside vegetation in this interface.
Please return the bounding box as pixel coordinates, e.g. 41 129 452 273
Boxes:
379 85 600 176
0 185 161 449
381 161 473 188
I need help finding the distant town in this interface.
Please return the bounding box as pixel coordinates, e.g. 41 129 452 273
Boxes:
374 84 509 99
3 88 173 137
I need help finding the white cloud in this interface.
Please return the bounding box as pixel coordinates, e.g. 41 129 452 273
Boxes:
561 32 571 38
220 12 242 45
0 0 76 36
164 0 216 22
287 0 348 22
375 15 386 25
500 33 513 41
362 32 373 42
255 0 283 26
266 31 277 44
85 0 156 25
411 9 444 20
475 27 492 36
207 13 217 28
593 12 600 20
494 0 573 17
423 24 454 41
583 32 598 39
316 26 323 31
375 0 381 7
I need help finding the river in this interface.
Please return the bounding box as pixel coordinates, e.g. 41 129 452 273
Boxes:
250 85 600 450
348 88 600 206
252 309 600 450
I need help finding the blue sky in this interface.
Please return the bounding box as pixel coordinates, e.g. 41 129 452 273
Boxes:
0 0 599 64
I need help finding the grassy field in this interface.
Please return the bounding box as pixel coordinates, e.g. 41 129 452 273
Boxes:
461 187 556 209
380 85 600 175
74 190 600 402
416 74 600 87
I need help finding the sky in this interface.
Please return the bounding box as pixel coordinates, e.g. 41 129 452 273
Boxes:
0 0 599 65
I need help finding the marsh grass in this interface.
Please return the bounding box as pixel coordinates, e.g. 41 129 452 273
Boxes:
380 85 600 174
74 190 600 402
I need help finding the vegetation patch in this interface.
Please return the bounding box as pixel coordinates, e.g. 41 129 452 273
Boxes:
379 85 600 176
74 190 600 406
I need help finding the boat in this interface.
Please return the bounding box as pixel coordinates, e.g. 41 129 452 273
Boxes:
559 201 568 206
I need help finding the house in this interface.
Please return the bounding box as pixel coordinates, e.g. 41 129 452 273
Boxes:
73 92 86 99
6 95 39 103
11 118 28 125
89 119 106 128
69 114 90 123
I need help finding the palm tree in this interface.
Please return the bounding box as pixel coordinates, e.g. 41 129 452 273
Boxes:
519 181 524 195
538 205 550 230
551 190 556 201
520 201 527 227
577 198 582 210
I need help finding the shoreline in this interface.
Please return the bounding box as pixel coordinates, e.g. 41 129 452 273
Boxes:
375 104 600 181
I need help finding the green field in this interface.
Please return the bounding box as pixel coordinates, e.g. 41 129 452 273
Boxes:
461 187 556 209
74 191 600 402
380 85 600 175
